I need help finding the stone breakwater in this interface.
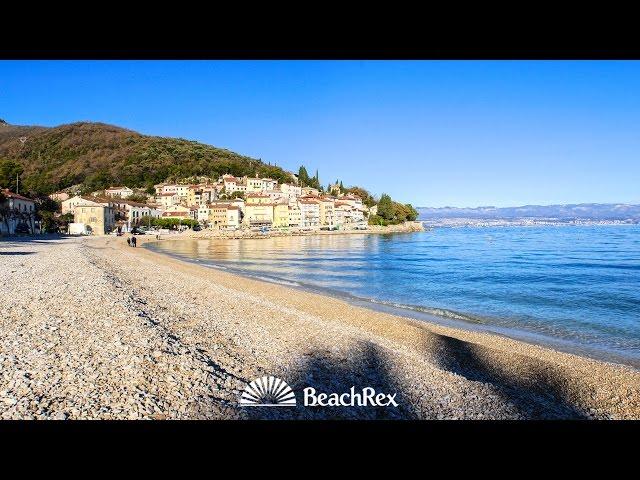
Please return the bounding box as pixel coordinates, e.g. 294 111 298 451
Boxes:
185 221 425 239
0 235 639 419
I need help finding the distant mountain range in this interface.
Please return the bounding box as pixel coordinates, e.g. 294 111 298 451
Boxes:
418 204 640 222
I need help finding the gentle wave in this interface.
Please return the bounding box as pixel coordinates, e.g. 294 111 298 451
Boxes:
146 226 640 366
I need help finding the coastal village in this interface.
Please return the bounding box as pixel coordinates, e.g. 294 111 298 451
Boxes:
2 173 383 236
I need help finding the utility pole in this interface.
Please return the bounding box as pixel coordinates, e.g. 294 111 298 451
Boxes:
16 173 19 194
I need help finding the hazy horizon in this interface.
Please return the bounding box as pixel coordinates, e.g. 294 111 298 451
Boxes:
3 60 640 207
417 201 640 209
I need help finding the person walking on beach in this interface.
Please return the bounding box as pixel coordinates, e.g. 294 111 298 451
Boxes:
127 237 131 247
131 236 137 248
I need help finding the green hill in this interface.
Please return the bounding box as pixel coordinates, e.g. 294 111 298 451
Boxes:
0 121 292 195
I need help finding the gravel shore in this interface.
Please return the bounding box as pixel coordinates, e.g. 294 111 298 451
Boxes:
1 235 639 419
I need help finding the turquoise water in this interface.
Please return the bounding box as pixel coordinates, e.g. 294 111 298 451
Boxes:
146 226 640 367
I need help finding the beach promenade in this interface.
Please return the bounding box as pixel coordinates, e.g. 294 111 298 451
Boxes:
1 235 639 419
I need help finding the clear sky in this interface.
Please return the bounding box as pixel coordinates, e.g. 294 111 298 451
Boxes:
2 60 639 207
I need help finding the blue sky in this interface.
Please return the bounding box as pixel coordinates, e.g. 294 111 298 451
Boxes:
2 60 640 207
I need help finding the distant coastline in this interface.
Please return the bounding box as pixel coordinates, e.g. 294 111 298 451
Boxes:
418 202 640 227
421 218 638 228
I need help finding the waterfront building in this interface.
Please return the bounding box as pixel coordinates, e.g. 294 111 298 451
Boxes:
208 203 241 230
0 189 37 235
319 197 336 228
299 199 320 229
272 202 290 228
197 204 211 224
123 201 161 229
244 202 275 227
61 195 103 215
73 204 115 235
288 204 301 228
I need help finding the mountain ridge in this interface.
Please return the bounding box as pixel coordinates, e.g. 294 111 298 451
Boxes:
418 203 640 221
0 121 293 195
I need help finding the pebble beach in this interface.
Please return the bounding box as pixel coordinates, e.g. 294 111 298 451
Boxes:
1 235 639 420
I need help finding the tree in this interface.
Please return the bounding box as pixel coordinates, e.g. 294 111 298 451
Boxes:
0 159 24 192
298 166 310 187
377 193 394 221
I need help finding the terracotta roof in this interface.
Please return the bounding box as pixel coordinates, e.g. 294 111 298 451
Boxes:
2 189 34 202
162 211 189 217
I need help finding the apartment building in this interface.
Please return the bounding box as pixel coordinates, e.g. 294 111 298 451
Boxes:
288 204 301 228
299 199 320 229
272 203 289 228
73 204 115 235
245 193 272 205
279 183 302 199
208 203 241 230
244 202 274 227
319 197 336 228
157 193 181 209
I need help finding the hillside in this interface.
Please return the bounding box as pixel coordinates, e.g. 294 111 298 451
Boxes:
0 121 292 195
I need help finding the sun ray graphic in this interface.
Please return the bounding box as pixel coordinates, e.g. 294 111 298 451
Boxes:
240 376 297 406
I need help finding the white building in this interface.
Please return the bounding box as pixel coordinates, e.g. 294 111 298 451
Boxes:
299 199 320 229
279 183 302 200
105 186 134 199
288 204 301 228
0 189 37 235
156 193 181 209
197 204 211 224
124 202 161 229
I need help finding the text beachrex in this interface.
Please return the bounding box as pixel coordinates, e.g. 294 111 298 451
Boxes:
239 376 398 408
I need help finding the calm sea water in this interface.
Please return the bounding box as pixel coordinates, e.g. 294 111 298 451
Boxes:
146 226 640 367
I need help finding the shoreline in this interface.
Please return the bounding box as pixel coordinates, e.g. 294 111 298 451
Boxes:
145 234 640 370
2 235 639 419
129 235 640 418
183 221 425 239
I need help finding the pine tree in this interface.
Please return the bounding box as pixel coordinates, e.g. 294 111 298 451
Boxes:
298 166 310 187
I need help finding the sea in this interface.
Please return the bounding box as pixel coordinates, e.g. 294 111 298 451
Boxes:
145 225 640 368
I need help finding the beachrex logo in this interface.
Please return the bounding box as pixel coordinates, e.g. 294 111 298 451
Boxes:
239 376 397 408
303 387 398 407
240 376 297 406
